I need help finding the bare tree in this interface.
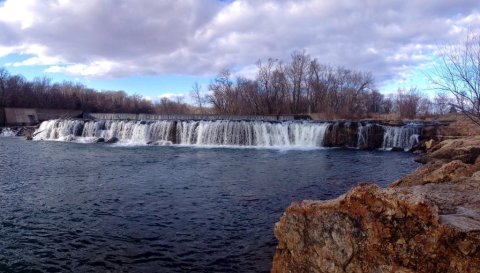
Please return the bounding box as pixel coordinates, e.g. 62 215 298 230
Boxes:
394 87 422 119
382 95 394 114
287 51 310 113
417 97 433 117
429 32 480 125
0 68 10 107
433 91 452 115
190 82 205 114
208 69 235 114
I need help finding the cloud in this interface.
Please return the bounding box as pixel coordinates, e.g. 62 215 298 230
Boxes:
158 93 184 98
0 0 479 87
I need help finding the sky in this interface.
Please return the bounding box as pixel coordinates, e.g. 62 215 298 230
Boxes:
0 0 479 100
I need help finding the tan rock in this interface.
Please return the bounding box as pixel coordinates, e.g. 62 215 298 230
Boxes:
272 136 480 273
272 183 480 273
472 171 480 180
424 160 476 183
429 137 480 164
392 136 480 187
425 139 435 150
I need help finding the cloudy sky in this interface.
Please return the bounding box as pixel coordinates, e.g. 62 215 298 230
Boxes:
0 0 479 99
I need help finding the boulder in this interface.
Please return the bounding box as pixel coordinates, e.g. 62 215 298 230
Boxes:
428 137 480 164
411 139 437 153
424 160 477 184
411 140 427 153
414 154 428 164
392 159 480 188
425 139 436 150
16 126 38 138
272 183 480 273
106 137 119 144
472 171 480 181
393 136 480 187
94 137 105 143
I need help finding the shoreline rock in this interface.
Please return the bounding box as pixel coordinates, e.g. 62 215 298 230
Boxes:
272 135 480 273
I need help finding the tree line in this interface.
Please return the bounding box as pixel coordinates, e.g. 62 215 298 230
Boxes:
0 69 154 113
0 50 455 119
194 51 452 119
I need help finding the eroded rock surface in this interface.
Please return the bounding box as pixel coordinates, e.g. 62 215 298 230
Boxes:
272 136 480 273
393 137 480 187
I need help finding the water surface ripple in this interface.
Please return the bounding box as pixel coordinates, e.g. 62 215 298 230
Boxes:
0 138 418 272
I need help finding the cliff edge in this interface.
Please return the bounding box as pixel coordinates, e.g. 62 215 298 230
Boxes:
272 136 480 273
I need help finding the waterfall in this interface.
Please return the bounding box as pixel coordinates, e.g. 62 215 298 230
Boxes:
35 119 175 144
382 125 421 150
357 123 372 149
0 128 17 137
33 119 330 148
34 120 84 141
176 120 329 147
33 119 423 150
81 120 174 144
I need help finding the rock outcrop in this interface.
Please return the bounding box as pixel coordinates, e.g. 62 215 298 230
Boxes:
322 122 387 150
323 121 361 148
106 136 119 144
0 126 38 138
393 137 480 187
272 135 480 273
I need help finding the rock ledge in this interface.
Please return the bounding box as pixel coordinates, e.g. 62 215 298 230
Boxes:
272 136 480 273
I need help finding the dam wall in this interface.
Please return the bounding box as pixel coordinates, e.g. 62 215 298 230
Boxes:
0 108 5 127
83 112 299 121
1 107 82 126
33 119 422 150
4 108 38 126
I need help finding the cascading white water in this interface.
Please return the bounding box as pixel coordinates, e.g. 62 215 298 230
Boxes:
35 119 175 144
176 120 329 147
382 125 421 150
34 119 330 147
33 119 423 150
35 119 84 141
81 120 174 143
0 128 16 137
357 123 372 148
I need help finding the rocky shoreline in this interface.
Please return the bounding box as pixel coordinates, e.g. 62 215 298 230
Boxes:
272 128 480 272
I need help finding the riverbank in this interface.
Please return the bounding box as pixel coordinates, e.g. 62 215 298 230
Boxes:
271 124 480 272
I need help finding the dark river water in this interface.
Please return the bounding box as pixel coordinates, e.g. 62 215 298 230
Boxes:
0 137 419 273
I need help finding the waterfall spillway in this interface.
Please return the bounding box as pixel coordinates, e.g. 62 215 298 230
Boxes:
176 120 328 146
34 119 329 148
382 125 421 150
33 119 422 150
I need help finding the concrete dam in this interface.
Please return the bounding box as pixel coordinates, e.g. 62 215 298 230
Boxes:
33 119 422 150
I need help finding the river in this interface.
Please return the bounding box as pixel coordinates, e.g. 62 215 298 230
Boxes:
0 136 418 272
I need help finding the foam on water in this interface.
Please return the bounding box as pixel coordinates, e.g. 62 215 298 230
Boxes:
0 128 16 137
